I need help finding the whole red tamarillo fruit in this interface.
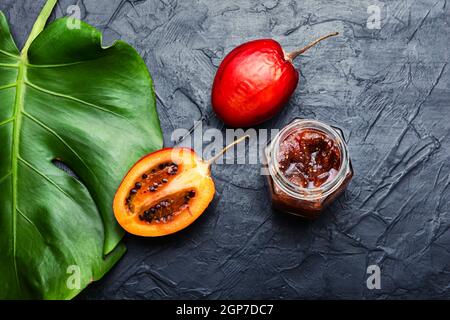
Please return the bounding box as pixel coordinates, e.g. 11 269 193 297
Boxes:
211 32 339 127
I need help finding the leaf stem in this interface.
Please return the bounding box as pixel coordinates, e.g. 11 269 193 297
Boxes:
21 0 58 56
10 1 58 287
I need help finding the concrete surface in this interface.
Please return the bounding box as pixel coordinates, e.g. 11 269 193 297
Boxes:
2 0 450 299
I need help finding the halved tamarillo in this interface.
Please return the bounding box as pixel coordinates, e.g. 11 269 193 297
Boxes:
113 136 248 237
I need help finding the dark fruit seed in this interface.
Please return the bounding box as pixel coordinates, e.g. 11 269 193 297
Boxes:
151 169 156 173
149 187 156 192
159 164 165 169
156 204 161 209
135 182 142 189
139 215 144 221
189 190 196 197
153 183 159 187
150 208 156 213
168 166 178 175
162 178 168 183
130 189 137 194
142 174 148 179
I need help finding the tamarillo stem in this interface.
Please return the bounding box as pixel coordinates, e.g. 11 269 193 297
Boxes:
207 135 250 166
285 32 339 62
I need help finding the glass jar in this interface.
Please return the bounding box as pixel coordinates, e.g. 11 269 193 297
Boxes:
265 118 353 219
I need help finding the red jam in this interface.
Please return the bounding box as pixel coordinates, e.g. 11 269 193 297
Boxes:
265 119 353 219
277 129 341 188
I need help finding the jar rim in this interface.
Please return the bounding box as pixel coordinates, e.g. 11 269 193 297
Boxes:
266 118 350 201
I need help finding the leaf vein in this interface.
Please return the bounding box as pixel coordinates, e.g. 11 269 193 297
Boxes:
0 117 14 127
0 171 12 184
16 208 45 241
10 58 26 292
27 61 86 68
18 156 76 202
22 111 99 180
0 49 19 59
25 80 126 119
0 82 17 91
0 63 19 68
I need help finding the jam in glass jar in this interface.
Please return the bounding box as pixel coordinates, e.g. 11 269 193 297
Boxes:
265 118 353 219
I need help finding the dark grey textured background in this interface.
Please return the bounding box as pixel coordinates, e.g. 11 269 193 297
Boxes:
2 0 449 299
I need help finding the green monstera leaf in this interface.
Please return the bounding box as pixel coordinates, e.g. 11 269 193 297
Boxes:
0 0 163 299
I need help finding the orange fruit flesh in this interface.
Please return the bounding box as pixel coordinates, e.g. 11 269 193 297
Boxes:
113 148 215 237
